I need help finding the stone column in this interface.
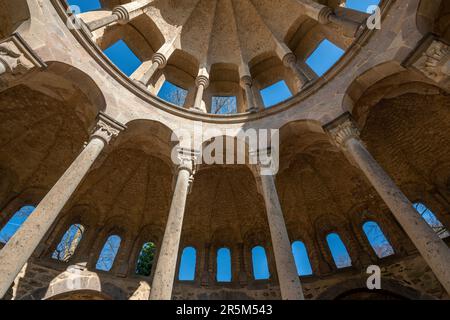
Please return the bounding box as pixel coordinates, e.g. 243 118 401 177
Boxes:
240 76 258 113
86 0 152 31
237 243 248 285
191 75 209 113
133 52 167 87
324 114 450 294
201 243 211 286
282 53 309 89
0 113 125 298
254 150 305 300
297 0 364 37
150 149 198 300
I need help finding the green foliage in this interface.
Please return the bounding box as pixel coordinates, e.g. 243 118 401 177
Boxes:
135 242 156 276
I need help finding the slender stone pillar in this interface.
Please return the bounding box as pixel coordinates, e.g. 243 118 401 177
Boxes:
237 243 248 285
201 243 211 286
150 149 198 300
86 0 152 31
324 114 450 294
133 52 167 87
0 113 125 298
282 53 310 89
254 151 304 300
191 75 209 113
240 76 258 113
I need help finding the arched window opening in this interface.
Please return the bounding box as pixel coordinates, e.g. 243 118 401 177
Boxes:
306 39 344 76
67 0 101 13
178 246 197 281
414 202 450 239
52 224 85 262
211 96 237 115
0 205 35 244
251 246 270 280
326 233 352 269
291 241 313 276
103 40 142 76
345 0 380 13
135 242 156 276
157 81 188 107
260 80 292 108
362 221 395 258
96 235 121 272
216 247 232 282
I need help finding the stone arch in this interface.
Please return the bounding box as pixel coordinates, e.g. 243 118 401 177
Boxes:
0 0 31 39
92 11 165 62
343 62 408 116
0 187 45 229
207 63 243 113
316 276 438 300
416 0 444 36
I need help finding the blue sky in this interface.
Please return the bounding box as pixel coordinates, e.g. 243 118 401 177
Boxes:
326 233 352 268
179 247 196 281
292 241 313 276
67 0 101 12
252 246 270 280
306 39 345 77
104 40 142 77
216 248 232 282
0 205 34 244
346 0 380 12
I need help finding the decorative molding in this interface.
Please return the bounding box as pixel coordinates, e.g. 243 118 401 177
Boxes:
408 36 450 90
90 112 127 145
0 33 46 88
323 112 361 149
195 75 210 89
173 148 200 193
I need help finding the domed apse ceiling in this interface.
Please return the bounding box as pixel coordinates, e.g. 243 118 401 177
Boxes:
95 0 364 73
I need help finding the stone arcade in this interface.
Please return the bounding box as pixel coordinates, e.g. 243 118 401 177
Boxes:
0 0 449 300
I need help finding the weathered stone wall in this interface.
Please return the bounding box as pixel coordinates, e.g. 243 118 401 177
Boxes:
8 249 447 300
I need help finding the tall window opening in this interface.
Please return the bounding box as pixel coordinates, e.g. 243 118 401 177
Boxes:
251 246 270 280
414 202 450 239
291 241 313 276
135 242 156 276
52 224 85 262
326 233 352 268
0 205 35 244
96 235 121 272
178 246 197 281
216 247 232 282
362 221 395 258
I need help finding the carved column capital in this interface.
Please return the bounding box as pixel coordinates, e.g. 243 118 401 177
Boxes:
152 52 167 69
282 52 297 68
317 6 333 24
0 40 36 76
90 113 126 145
324 113 361 149
240 75 252 88
412 39 449 88
195 75 210 89
173 148 200 193
0 34 46 91
113 0 152 23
